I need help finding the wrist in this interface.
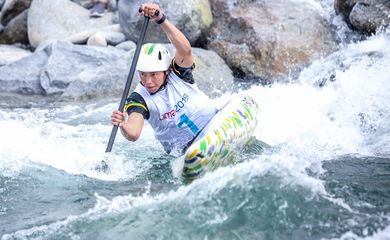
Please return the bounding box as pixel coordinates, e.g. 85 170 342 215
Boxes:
156 14 166 24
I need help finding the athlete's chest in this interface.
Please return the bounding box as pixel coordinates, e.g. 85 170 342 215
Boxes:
152 87 194 121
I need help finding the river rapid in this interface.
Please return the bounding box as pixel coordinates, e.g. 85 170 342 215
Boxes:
1 1 390 240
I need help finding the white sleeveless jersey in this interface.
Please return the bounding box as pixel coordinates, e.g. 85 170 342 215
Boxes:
134 71 217 156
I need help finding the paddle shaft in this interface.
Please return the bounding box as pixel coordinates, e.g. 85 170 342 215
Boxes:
105 16 150 152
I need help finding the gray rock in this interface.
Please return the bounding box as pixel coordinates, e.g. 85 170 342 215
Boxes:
0 0 32 26
38 41 129 97
63 23 124 45
64 29 98 45
87 32 108 47
28 0 115 48
334 0 359 16
0 8 28 44
71 0 118 11
85 27 126 47
349 1 390 33
335 0 390 33
34 39 60 52
192 48 234 96
118 0 212 45
107 0 118 12
0 43 31 66
115 40 136 51
0 49 47 94
0 40 134 98
101 30 126 46
0 92 52 108
70 0 94 9
163 44 234 97
0 39 235 100
208 0 336 83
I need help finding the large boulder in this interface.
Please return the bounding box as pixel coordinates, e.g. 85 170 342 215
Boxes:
28 0 115 48
334 0 359 17
0 41 234 101
38 41 130 98
70 0 94 9
0 8 28 44
335 0 390 33
71 0 117 11
118 0 212 45
192 48 234 95
0 0 31 44
0 48 47 94
0 44 31 66
208 0 336 83
0 0 31 26
163 45 235 96
0 41 129 97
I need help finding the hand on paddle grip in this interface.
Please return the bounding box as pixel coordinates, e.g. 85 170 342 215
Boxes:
111 110 126 127
138 3 164 23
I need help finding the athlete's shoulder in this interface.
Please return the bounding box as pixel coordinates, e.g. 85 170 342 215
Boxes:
171 59 195 84
125 92 150 119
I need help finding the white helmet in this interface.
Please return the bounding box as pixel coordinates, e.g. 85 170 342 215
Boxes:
136 43 171 72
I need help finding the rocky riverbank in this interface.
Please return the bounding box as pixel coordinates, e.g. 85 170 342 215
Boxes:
0 0 389 108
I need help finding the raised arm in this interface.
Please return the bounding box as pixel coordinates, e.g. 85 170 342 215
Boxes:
139 3 193 68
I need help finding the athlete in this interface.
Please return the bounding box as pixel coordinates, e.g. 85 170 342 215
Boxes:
111 3 217 156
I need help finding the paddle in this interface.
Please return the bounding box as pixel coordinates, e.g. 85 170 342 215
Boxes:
105 15 151 153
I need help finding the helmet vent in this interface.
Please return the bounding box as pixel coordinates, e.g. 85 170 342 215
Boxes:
137 43 171 72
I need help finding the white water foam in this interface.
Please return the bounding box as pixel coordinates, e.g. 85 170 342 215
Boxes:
1 22 390 240
0 106 160 181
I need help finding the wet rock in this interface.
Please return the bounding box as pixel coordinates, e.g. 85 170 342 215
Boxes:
334 0 359 16
208 0 336 83
350 1 390 33
335 0 390 33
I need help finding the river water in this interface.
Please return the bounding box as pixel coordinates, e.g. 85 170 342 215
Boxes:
1 2 390 240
